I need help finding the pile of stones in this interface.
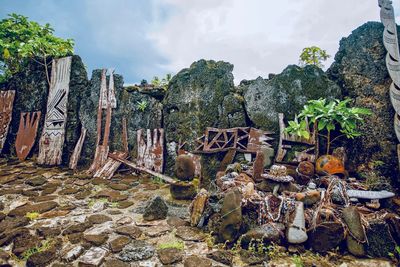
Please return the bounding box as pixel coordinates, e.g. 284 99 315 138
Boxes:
188 153 400 261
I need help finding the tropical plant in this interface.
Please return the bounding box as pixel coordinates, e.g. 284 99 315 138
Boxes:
0 13 74 84
299 46 330 68
150 73 172 90
137 100 148 112
151 76 160 86
285 98 372 154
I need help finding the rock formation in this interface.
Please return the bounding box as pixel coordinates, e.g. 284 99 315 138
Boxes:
241 65 342 133
163 59 246 177
328 22 399 181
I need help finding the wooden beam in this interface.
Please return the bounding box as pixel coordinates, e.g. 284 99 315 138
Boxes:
108 153 177 184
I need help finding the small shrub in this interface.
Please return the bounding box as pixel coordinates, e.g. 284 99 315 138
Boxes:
158 240 185 250
25 212 40 220
21 239 52 260
137 100 148 112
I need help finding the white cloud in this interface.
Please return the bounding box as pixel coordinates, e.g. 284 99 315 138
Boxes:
149 0 381 83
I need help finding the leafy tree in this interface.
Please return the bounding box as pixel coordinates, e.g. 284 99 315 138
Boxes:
299 46 330 68
285 98 372 154
0 13 74 84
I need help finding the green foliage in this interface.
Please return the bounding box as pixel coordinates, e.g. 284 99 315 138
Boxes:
21 239 52 261
25 211 40 220
88 198 108 208
150 73 172 90
158 240 185 250
0 13 74 83
285 98 372 154
299 46 330 68
292 255 304 267
137 100 148 112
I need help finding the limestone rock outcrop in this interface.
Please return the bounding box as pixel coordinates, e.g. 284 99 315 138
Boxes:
328 22 399 180
241 65 342 133
163 59 246 177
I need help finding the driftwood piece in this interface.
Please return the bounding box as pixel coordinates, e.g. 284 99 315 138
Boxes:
137 128 164 173
69 126 87 169
0 90 16 154
15 111 41 161
37 57 72 165
275 113 318 164
94 118 128 179
108 153 176 184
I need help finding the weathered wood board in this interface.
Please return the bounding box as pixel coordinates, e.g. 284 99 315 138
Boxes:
37 57 72 165
94 118 128 179
0 90 16 154
137 128 164 173
15 111 41 161
88 69 116 174
69 126 87 169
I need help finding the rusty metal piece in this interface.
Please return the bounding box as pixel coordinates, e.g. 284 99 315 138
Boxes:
69 126 87 169
15 111 41 161
195 127 273 154
94 117 128 179
137 128 164 173
252 151 264 182
38 57 72 165
88 69 115 174
276 113 318 164
109 153 176 184
0 90 16 154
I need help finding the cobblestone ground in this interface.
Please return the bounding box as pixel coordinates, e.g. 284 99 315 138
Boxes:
0 158 395 267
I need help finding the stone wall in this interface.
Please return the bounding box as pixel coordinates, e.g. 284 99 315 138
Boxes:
78 70 163 166
0 56 163 168
1 55 89 164
162 59 247 178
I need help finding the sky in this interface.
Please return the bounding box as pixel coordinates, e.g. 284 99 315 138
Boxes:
1 0 399 84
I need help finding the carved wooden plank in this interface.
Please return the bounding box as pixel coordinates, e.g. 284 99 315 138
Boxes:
137 128 164 173
69 126 87 170
94 118 128 179
107 68 117 108
15 111 41 161
88 69 115 174
0 90 16 154
194 127 273 154
379 0 400 145
276 113 317 164
100 69 108 110
37 57 72 165
108 153 176 184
